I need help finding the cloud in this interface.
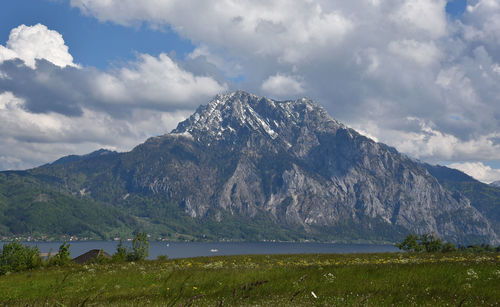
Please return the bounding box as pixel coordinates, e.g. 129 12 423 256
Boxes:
0 24 226 170
447 161 500 184
187 45 243 78
261 74 305 97
0 24 77 69
352 117 500 163
70 0 354 63
388 40 442 66
1 0 499 170
0 91 191 170
93 53 227 108
390 0 448 38
0 53 227 117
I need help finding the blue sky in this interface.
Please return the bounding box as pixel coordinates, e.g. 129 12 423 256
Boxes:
0 0 468 68
0 0 499 183
446 0 467 16
0 0 194 69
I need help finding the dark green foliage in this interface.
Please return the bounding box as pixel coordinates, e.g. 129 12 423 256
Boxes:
112 234 150 262
458 244 499 253
398 233 500 253
0 172 137 240
50 242 71 266
0 241 41 275
112 239 128 262
396 234 464 253
91 249 112 264
441 242 457 253
128 232 149 261
420 234 443 252
395 234 423 252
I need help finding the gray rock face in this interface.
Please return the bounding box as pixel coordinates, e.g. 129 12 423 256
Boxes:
127 91 497 244
491 181 500 188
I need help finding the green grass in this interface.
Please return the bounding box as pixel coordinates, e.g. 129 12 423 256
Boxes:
0 252 499 306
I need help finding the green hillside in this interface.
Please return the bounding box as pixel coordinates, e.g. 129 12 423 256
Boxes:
0 171 135 240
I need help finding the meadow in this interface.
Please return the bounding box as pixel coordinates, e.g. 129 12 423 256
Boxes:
0 252 499 306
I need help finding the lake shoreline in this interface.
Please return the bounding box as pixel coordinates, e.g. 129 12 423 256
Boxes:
1 241 399 259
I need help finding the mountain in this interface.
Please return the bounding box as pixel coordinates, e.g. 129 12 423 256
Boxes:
491 181 500 188
0 171 135 240
424 164 500 237
0 91 498 244
44 149 118 167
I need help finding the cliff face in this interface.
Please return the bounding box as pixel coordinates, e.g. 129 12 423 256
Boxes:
114 91 496 244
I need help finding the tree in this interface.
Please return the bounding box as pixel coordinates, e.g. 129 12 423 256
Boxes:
51 242 71 266
441 242 457 253
396 234 423 252
112 233 150 262
128 232 149 261
112 239 128 262
0 241 41 275
419 234 442 252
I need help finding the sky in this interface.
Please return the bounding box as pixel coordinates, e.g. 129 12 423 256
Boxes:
0 0 499 184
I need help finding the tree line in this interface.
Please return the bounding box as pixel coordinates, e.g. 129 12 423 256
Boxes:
0 232 152 276
396 233 500 253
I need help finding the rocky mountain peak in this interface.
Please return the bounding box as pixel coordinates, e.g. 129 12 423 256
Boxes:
18 91 498 244
171 90 344 144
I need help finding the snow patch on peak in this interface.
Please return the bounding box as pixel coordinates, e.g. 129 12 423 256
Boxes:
172 91 345 142
246 105 278 139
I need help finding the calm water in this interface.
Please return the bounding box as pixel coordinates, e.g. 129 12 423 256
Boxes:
3 241 398 259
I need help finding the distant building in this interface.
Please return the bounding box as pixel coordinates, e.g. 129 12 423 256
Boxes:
72 249 111 264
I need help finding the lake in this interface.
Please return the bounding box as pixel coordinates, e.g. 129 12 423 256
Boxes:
3 241 399 259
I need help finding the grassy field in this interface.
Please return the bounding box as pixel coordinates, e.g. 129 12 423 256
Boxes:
0 252 499 306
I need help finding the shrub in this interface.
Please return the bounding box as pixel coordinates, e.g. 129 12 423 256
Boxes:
420 234 442 252
395 234 423 252
91 249 111 264
112 233 150 262
112 239 128 262
396 234 456 253
156 255 168 261
441 242 457 253
128 232 149 261
0 241 42 275
50 242 71 266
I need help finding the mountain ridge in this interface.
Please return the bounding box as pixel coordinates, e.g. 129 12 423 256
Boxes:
1 91 499 244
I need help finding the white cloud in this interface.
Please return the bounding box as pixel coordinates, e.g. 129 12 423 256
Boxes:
354 117 500 163
0 46 17 63
447 162 500 184
70 0 353 63
0 91 191 170
0 1 497 170
93 53 227 107
261 74 305 97
390 0 448 38
0 24 77 69
492 63 500 75
0 24 228 170
462 0 500 58
388 40 442 66
188 45 243 78
0 24 227 114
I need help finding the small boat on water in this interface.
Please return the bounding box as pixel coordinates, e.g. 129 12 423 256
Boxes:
210 249 218 253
